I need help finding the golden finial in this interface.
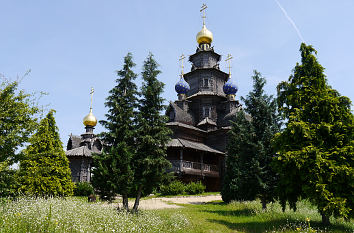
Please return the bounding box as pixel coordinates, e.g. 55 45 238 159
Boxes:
179 54 186 76
83 87 97 127
225 54 233 78
196 4 213 45
200 3 207 26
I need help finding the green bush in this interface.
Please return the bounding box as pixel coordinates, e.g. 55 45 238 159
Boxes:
160 180 186 196
74 182 94 196
159 180 206 196
185 181 205 195
0 164 19 197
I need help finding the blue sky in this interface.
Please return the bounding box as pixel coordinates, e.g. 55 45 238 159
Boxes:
1 0 353 144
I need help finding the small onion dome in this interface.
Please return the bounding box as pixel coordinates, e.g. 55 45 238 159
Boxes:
223 79 238 95
196 25 213 44
175 78 190 94
83 108 97 127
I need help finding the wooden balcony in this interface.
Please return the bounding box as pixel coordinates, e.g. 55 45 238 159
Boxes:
169 160 219 177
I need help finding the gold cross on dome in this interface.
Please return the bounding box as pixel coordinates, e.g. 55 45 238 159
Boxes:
179 54 186 76
90 87 94 110
200 4 207 26
225 54 233 77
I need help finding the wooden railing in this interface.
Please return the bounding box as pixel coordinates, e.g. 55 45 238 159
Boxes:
169 160 219 176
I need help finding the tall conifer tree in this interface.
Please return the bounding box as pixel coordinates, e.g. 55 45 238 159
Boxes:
132 53 171 212
92 53 138 209
222 71 280 209
274 43 354 224
20 110 74 196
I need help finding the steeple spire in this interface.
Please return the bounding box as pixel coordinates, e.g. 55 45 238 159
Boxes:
175 54 190 100
179 54 186 77
90 87 94 110
223 54 238 100
83 87 97 129
225 54 233 79
196 4 213 47
200 3 207 26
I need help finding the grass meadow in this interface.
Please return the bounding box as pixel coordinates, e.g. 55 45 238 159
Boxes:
0 196 353 232
0 197 188 233
158 200 354 233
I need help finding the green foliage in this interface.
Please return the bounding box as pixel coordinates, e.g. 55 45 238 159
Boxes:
92 53 138 206
19 110 74 197
185 181 206 195
0 80 40 164
0 161 19 197
133 53 172 209
273 43 354 223
160 180 186 196
73 182 94 196
222 71 280 208
160 181 206 196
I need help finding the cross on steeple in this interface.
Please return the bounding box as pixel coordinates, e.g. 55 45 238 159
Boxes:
90 87 94 110
179 54 186 76
225 54 233 78
200 3 207 26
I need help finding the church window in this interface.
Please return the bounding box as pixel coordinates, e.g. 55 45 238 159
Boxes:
203 78 209 87
203 106 210 118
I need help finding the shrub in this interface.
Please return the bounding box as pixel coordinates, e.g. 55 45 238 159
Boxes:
160 180 186 196
185 181 205 195
0 165 19 197
159 180 206 196
74 182 94 196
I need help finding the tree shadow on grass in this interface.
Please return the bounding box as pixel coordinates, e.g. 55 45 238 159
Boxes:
207 218 353 233
204 208 256 217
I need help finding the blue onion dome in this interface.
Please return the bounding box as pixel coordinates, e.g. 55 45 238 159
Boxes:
175 77 190 94
223 79 238 95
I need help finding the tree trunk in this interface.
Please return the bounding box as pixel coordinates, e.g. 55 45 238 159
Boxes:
132 185 143 213
122 194 129 211
321 213 330 225
261 199 267 210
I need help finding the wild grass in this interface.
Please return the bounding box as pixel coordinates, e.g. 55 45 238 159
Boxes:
1 196 352 233
155 199 354 233
0 196 188 233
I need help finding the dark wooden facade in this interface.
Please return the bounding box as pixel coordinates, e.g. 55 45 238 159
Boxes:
166 43 241 191
65 126 102 182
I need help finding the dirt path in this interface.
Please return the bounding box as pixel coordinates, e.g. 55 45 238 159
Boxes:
102 194 222 210
133 194 221 210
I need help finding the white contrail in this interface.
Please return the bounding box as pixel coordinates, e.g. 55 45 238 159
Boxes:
274 0 306 43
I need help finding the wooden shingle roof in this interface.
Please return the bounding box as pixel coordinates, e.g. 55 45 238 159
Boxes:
167 138 224 155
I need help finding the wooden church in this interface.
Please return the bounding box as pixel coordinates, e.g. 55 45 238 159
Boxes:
65 5 241 191
166 4 241 191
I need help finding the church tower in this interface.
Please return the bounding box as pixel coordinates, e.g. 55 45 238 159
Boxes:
166 4 241 191
66 88 102 182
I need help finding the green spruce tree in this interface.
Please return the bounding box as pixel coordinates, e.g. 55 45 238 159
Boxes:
273 43 354 224
20 110 74 196
222 71 280 209
91 53 138 209
132 53 171 212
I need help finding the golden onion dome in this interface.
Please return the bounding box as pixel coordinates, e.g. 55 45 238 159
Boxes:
196 24 213 44
83 108 97 127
